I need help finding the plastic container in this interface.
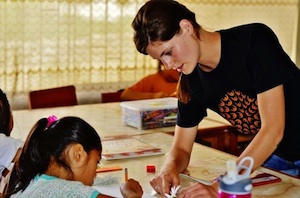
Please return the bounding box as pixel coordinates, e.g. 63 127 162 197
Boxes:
218 156 254 198
120 97 178 130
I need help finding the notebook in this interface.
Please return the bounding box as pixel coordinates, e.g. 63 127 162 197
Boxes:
101 135 164 160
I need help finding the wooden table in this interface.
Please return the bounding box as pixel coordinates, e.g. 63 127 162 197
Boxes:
96 133 300 197
10 102 254 156
11 102 228 140
9 103 300 197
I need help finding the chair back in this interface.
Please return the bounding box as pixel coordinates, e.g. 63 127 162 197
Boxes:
29 85 78 109
101 90 124 103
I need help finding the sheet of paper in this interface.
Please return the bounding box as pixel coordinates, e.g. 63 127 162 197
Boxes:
92 184 155 198
181 157 227 184
101 135 163 160
181 157 263 185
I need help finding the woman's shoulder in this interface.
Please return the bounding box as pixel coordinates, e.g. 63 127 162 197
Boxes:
220 23 275 38
220 23 270 31
219 23 279 50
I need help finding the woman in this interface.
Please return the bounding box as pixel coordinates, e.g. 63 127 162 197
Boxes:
132 0 300 197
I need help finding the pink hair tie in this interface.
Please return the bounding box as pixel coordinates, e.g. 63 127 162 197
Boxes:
47 115 58 128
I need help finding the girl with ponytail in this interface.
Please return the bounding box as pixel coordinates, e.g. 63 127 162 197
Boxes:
5 116 143 198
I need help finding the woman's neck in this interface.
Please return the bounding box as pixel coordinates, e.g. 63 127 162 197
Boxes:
198 29 221 71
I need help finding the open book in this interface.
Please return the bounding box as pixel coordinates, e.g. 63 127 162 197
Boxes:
101 135 164 160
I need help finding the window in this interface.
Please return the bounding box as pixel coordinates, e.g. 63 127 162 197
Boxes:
0 0 298 108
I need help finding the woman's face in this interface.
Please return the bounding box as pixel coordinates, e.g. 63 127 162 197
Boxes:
146 20 200 75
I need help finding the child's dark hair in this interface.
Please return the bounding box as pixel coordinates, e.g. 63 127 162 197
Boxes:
0 89 12 136
5 116 102 197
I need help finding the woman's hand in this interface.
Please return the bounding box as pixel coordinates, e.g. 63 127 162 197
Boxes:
120 179 143 198
151 125 198 196
177 182 219 198
150 163 180 196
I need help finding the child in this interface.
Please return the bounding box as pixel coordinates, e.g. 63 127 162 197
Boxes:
0 89 23 195
4 116 143 198
121 61 179 101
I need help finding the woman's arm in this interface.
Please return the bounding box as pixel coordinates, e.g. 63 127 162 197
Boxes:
176 85 285 198
169 125 198 172
238 84 285 171
150 125 198 195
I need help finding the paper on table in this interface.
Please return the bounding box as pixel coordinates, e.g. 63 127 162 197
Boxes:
180 157 228 185
180 157 266 185
101 135 164 160
92 184 155 198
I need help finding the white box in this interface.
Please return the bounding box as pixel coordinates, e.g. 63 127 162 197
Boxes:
120 97 178 130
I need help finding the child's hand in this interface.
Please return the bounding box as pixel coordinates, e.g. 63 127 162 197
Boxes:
120 179 143 198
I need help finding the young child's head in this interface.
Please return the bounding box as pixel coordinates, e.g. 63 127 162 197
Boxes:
6 116 102 196
0 89 13 136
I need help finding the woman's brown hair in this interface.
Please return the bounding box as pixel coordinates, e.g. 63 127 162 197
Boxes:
132 0 200 103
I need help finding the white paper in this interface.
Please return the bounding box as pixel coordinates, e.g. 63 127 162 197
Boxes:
92 184 155 198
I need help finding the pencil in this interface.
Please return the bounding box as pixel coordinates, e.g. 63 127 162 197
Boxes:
125 168 128 181
96 166 122 173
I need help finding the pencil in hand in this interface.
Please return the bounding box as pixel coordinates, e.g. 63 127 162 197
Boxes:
125 168 128 182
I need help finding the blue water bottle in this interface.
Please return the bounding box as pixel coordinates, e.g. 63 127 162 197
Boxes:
218 156 254 198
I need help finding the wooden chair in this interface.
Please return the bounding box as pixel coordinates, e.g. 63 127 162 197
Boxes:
101 89 124 103
29 85 78 109
197 126 255 155
195 126 234 153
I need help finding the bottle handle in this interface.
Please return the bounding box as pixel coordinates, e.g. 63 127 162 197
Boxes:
237 156 254 178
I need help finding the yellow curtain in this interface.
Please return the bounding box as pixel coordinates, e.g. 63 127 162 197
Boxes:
0 0 157 95
0 0 298 109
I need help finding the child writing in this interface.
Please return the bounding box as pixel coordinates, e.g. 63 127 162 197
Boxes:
4 116 143 198
0 89 23 196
